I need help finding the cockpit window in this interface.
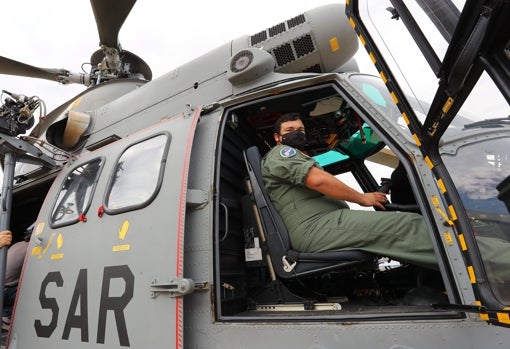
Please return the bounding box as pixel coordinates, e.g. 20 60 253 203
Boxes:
442 136 510 305
50 157 104 228
104 134 169 213
349 74 408 126
314 123 383 167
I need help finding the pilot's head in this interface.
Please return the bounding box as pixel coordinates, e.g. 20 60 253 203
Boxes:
273 112 307 150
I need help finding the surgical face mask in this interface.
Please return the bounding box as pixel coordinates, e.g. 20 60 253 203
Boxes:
281 130 307 150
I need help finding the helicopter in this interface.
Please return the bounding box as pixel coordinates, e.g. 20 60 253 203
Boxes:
0 0 509 348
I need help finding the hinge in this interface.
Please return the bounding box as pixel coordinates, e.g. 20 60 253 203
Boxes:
186 188 209 209
150 278 208 298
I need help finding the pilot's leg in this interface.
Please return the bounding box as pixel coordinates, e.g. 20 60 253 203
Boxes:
301 209 438 270
475 236 510 284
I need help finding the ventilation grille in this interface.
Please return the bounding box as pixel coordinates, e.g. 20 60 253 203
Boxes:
293 35 314 58
272 43 294 67
287 14 306 29
268 22 286 37
251 31 268 46
270 34 316 69
249 12 317 71
250 12 306 45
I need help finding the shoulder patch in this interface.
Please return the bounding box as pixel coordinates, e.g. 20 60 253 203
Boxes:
279 147 297 158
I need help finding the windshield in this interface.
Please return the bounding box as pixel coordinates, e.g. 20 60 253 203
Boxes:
349 74 402 124
441 136 510 304
306 75 398 168
359 0 510 125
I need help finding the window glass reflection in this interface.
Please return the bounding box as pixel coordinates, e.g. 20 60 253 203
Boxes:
106 135 168 211
51 158 103 227
442 137 510 304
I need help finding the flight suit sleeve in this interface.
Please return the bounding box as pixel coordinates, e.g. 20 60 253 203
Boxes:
263 146 317 185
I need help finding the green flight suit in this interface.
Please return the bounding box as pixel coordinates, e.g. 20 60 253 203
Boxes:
261 144 438 270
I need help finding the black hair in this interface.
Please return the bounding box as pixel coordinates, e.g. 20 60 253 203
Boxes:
273 112 303 134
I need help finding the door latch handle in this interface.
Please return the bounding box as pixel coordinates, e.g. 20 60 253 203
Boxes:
150 278 208 298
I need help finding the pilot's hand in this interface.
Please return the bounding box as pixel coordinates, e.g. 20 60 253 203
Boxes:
359 192 388 210
0 230 12 248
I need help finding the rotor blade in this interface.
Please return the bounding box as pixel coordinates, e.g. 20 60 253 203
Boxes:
415 0 460 43
0 56 66 82
90 0 137 49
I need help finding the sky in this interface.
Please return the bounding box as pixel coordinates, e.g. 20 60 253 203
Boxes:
2 1 508 123
1 0 373 113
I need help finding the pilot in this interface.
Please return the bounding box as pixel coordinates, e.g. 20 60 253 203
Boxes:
261 112 510 283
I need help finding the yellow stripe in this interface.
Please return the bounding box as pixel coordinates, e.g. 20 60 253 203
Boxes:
329 37 340 52
346 0 350 5
379 71 387 83
497 312 510 324
475 301 489 320
119 220 130 240
437 178 446 193
448 205 458 221
51 253 64 260
57 234 64 249
113 244 131 252
458 234 467 251
359 34 366 46
349 17 356 29
467 265 476 283
479 313 489 320
31 246 42 256
412 134 421 146
390 91 398 104
424 156 433 169
497 308 510 324
369 52 376 64
402 112 410 125
442 97 454 114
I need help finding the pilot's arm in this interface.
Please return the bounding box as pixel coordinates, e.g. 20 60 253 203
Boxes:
304 166 388 210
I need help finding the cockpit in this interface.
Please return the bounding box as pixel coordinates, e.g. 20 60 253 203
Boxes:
234 74 403 169
214 72 451 320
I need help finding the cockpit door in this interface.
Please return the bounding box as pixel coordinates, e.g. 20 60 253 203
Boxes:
9 108 200 348
346 0 510 327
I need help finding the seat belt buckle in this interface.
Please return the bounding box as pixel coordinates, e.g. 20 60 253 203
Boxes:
282 256 297 272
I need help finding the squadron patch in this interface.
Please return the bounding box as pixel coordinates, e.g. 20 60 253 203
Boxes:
280 147 297 158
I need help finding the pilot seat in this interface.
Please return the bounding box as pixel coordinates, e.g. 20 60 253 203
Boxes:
242 146 377 283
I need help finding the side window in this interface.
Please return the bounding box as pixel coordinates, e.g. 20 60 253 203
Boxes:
104 134 170 213
50 157 104 228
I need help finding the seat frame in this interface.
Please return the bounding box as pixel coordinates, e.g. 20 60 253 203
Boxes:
243 146 376 280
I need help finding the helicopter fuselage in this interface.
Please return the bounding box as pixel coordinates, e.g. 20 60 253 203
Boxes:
2 2 510 348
